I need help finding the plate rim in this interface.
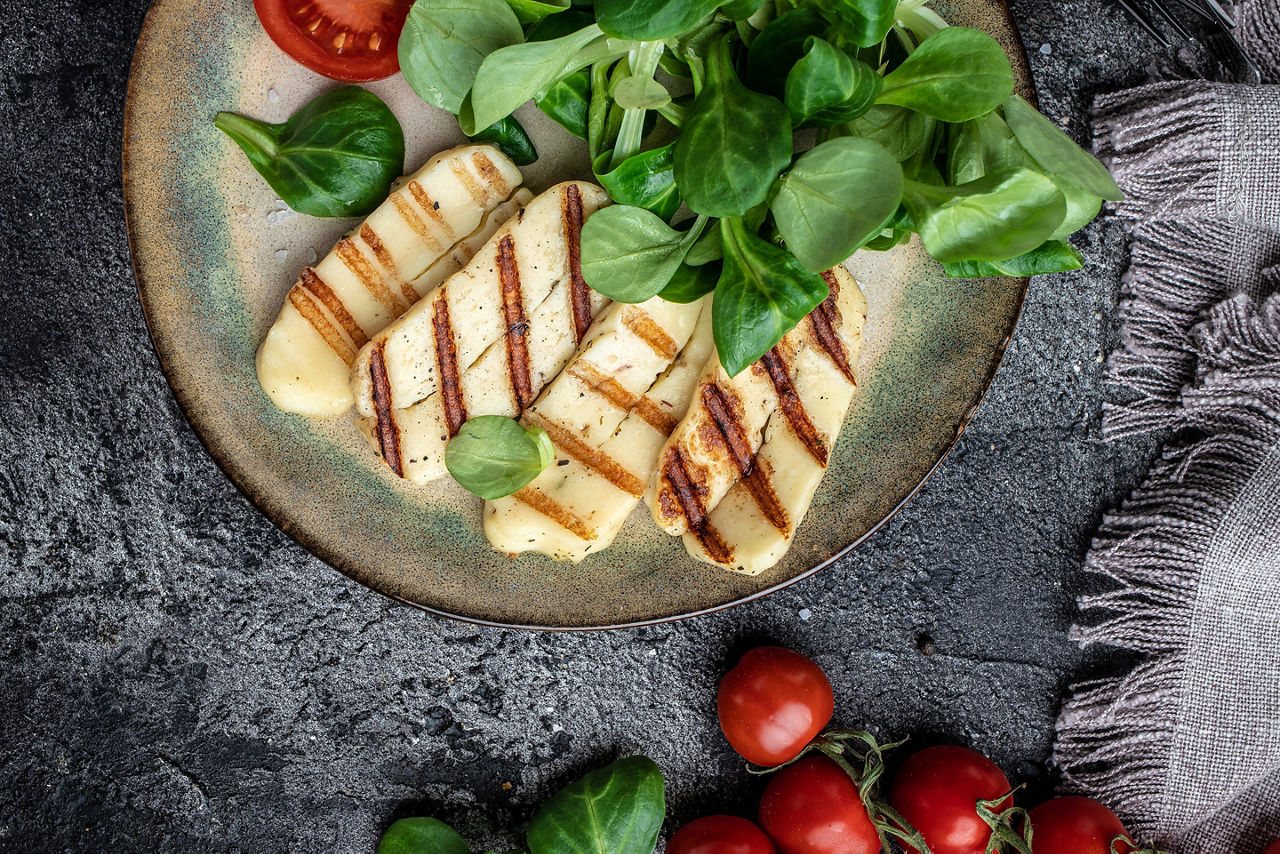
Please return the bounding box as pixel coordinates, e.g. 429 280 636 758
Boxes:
123 0 1032 631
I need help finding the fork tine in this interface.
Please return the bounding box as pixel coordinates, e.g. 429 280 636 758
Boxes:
1114 0 1173 45
1196 0 1237 28
1147 0 1196 42
1162 0 1218 24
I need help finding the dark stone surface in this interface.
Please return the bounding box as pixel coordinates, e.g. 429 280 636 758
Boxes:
0 0 1168 850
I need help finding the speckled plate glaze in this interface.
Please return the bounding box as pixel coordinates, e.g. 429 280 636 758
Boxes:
124 0 1033 629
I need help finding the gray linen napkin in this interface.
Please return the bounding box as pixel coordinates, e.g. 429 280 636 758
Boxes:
1051 4 1280 851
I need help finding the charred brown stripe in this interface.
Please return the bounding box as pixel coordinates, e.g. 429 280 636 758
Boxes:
739 461 791 533
449 159 486 213
471 150 510 201
568 362 639 412
368 344 404 477
513 487 596 542
407 180 454 243
658 447 709 530
287 288 357 365
690 520 735 566
298 267 368 347
526 414 646 497
431 296 468 435
633 397 679 436
700 383 755 475
563 184 593 342
567 363 680 436
759 348 828 466
497 236 534 409
360 224 416 305
811 271 855 384
391 195 440 253
336 238 403 311
624 308 679 360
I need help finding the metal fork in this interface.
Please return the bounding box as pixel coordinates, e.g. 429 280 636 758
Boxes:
1114 0 1262 82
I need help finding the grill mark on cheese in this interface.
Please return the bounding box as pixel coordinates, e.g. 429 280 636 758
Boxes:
526 414 646 497
624 308 679 360
449 159 486 214
514 486 596 542
407 180 454 244
336 238 403 311
497 235 534 409
369 344 404 477
811 271 855 384
658 447 709 530
739 460 790 533
298 267 368 347
288 288 357 365
700 383 755 475
563 184 593 342
359 223 416 305
634 398 679 436
431 296 468 435
391 194 441 253
565 362 681 437
760 348 827 466
470 150 510 202
691 520 735 565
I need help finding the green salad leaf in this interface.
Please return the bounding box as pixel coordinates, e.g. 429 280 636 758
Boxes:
903 167 1067 262
942 239 1084 277
812 0 899 47
504 0 570 25
377 818 469 854
592 143 682 221
714 217 831 376
877 27 1014 122
526 757 665 854
785 37 882 128
445 416 555 499
746 7 828 97
595 0 722 39
399 0 523 115
772 137 904 271
581 207 705 302
214 87 404 218
464 24 611 134
675 33 792 217
536 69 591 139
467 115 539 165
1002 94 1124 201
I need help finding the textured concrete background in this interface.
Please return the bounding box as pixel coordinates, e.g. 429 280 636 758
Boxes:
0 0 1169 850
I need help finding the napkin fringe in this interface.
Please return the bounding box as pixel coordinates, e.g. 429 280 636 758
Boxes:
1093 83 1224 224
1103 220 1239 438
1056 294 1280 836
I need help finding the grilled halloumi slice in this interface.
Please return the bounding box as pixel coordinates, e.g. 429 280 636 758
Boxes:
484 296 712 561
256 144 523 417
351 182 612 484
649 268 863 541
684 269 866 574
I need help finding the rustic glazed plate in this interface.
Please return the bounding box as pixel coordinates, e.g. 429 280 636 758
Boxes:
124 0 1032 629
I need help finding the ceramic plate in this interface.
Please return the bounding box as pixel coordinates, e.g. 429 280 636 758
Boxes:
124 0 1032 629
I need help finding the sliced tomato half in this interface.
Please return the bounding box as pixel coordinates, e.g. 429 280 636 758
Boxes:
253 0 413 82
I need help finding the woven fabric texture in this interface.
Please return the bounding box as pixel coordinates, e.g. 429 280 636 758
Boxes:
1053 8 1280 851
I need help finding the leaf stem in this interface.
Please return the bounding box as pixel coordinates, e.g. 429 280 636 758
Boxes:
214 111 279 157
610 40 665 169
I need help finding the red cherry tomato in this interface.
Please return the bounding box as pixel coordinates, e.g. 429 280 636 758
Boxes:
758 755 879 854
1029 797 1137 854
718 647 834 766
667 815 778 854
888 745 1012 854
253 0 412 82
